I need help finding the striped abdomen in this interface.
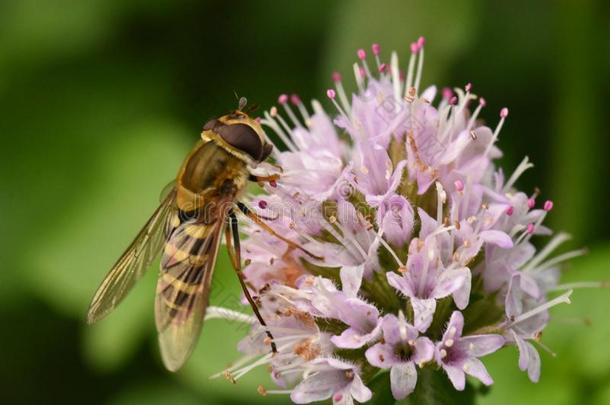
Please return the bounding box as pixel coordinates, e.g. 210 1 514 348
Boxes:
156 207 225 328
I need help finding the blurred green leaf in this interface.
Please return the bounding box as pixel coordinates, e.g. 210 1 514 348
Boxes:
109 382 205 405
24 121 189 369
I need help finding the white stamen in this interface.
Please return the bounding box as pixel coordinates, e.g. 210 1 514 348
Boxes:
263 390 292 395
436 182 447 223
282 103 303 128
205 306 256 324
391 52 402 105
533 249 588 273
466 98 484 131
521 232 570 272
329 78 352 116
484 112 508 157
320 220 367 262
296 99 311 121
508 290 572 327
329 97 351 124
414 47 424 94
353 63 365 93
360 58 372 79
398 311 408 342
504 156 534 192
533 340 556 357
262 112 298 152
552 281 607 291
376 230 405 268
405 51 416 95
453 88 476 126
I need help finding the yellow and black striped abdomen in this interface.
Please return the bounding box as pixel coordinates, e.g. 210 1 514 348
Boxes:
157 209 224 325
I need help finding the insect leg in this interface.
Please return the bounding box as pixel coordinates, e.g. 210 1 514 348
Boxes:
226 209 277 354
236 202 323 260
248 173 280 184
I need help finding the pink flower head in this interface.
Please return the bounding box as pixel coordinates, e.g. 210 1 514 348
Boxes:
212 38 589 402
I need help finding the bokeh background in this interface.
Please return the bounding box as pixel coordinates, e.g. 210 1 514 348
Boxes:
1 0 609 404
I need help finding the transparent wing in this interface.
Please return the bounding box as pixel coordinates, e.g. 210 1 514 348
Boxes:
155 205 227 372
87 188 177 324
159 179 176 202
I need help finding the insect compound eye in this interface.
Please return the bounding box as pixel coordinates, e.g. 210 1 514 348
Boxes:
215 123 263 160
203 119 219 130
260 143 273 161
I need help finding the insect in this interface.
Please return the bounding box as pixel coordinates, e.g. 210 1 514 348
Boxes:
87 99 315 371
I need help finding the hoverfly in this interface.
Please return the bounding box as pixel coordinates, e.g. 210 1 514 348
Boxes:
87 98 314 371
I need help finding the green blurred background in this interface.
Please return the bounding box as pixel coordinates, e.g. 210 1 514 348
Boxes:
1 0 609 404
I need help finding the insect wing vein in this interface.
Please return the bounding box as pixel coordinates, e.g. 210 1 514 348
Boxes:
87 189 177 323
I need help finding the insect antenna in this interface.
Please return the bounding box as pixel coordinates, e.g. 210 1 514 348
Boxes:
233 90 248 112
245 103 259 114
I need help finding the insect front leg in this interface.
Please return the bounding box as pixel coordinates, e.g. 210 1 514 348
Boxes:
236 202 323 261
225 209 277 354
248 173 280 186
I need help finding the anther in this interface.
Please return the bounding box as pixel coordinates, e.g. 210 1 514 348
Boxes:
442 87 453 101
290 94 301 105
417 36 426 49
527 223 536 234
454 179 464 192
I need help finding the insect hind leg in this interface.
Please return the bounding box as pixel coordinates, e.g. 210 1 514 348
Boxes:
225 210 277 354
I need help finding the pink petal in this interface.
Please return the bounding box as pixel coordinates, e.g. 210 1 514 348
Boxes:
390 362 417 400
412 337 435 364
443 364 466 391
442 311 464 341
349 373 373 403
365 342 395 368
432 268 469 299
411 298 436 332
463 358 494 386
452 268 472 309
387 271 415 298
460 335 505 357
340 265 364 297
480 230 514 249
